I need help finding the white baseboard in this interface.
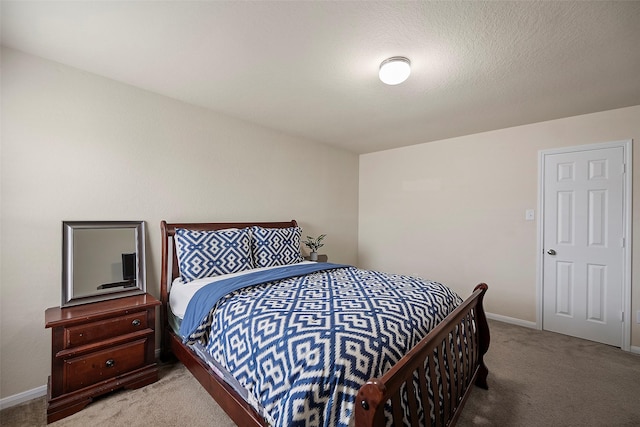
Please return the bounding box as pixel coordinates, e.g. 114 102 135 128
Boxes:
0 385 47 411
487 314 640 355
486 312 538 329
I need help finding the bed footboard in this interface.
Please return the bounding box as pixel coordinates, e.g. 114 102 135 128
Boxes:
355 283 489 427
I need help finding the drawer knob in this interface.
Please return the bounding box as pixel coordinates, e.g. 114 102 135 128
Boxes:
105 359 116 368
131 319 141 327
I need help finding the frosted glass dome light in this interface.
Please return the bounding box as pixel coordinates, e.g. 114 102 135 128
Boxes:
379 56 411 85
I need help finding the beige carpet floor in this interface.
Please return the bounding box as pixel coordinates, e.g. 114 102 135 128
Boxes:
2 319 640 426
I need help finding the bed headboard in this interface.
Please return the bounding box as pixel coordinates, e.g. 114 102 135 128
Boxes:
159 219 298 303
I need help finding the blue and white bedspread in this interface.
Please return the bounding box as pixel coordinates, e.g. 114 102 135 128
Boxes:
182 263 462 427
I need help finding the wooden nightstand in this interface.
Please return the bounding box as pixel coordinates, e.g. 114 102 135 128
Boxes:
45 294 160 423
304 254 328 262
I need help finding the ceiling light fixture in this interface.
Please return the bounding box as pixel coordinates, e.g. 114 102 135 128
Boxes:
379 56 411 85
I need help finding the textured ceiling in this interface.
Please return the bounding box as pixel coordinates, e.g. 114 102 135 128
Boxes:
2 1 640 154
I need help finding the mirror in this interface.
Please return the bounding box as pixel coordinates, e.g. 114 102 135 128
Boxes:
62 221 146 307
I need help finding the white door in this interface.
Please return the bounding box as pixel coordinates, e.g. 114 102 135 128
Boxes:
542 145 625 347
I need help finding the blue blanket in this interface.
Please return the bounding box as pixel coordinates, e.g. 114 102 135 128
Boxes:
179 262 349 338
181 264 463 427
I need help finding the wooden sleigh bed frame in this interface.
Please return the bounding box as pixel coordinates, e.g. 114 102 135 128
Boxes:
160 220 490 427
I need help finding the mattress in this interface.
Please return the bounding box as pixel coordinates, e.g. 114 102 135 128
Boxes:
169 261 317 319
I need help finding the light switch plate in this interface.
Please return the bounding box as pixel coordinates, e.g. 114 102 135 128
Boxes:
525 209 535 221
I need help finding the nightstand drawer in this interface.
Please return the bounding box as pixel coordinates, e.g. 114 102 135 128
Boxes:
63 338 147 392
65 311 148 348
46 294 160 423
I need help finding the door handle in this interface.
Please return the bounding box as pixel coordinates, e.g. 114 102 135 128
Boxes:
547 249 556 255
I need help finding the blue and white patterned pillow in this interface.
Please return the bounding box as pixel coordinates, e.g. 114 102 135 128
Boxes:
250 226 304 268
175 228 252 283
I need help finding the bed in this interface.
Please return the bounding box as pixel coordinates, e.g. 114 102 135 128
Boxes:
160 219 489 426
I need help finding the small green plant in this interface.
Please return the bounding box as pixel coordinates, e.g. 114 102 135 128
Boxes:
302 234 326 252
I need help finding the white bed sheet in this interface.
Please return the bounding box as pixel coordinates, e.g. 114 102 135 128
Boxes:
168 260 316 319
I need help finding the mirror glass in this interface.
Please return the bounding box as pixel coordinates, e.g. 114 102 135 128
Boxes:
62 221 146 307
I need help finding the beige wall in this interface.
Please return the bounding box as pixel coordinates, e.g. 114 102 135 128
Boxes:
0 48 359 399
359 105 640 349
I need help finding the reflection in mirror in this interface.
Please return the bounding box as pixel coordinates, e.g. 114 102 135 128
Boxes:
62 221 146 307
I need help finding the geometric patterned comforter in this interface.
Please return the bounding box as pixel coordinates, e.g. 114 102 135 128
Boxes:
184 264 462 427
